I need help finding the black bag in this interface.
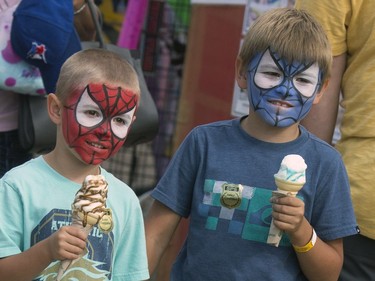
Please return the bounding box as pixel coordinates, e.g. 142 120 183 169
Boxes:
18 95 56 154
18 0 159 154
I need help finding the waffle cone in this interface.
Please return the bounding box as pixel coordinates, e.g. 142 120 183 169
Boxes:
274 177 304 194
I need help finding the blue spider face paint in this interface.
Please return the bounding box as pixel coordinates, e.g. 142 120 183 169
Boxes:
247 49 322 127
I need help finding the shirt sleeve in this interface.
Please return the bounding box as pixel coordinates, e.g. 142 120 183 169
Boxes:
152 129 199 218
0 179 24 258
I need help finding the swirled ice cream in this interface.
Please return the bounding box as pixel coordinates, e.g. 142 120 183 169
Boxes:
72 174 109 226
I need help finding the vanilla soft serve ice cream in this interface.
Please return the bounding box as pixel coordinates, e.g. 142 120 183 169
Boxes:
274 154 307 184
273 154 307 193
268 154 307 246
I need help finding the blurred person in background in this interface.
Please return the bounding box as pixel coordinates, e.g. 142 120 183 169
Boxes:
295 1 374 280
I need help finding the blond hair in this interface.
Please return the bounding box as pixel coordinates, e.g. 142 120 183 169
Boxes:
238 8 332 83
55 48 140 102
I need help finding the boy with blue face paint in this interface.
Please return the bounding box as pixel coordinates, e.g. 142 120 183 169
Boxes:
145 8 358 281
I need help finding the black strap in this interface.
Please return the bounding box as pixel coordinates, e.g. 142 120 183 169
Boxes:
86 0 106 48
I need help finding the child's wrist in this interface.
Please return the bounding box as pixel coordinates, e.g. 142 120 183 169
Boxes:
293 228 317 253
289 219 312 246
38 238 56 264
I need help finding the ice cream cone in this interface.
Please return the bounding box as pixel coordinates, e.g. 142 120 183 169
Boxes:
267 155 307 247
56 175 110 280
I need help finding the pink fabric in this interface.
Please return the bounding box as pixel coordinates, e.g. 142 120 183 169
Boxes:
0 0 21 132
117 0 149 50
0 0 20 11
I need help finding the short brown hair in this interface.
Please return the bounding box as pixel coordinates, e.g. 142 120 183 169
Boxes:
55 48 140 103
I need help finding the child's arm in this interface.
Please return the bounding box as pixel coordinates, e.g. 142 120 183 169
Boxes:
73 0 98 41
145 200 182 277
271 196 343 281
0 225 87 281
300 53 347 144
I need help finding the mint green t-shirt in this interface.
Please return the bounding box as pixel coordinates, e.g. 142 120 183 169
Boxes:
0 156 149 281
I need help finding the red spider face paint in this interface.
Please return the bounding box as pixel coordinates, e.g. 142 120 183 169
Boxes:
62 83 138 165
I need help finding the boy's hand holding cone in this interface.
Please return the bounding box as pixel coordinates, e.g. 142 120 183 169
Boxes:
267 154 307 247
56 174 113 280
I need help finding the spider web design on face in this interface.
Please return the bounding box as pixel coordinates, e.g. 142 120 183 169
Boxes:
62 83 138 164
247 49 320 127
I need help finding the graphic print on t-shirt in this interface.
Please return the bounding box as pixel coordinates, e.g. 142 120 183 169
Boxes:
199 179 292 246
30 209 114 280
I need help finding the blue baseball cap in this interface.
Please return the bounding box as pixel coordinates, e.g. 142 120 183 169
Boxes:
11 0 82 93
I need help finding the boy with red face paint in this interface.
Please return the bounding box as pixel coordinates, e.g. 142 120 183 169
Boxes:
0 49 149 281
145 8 358 281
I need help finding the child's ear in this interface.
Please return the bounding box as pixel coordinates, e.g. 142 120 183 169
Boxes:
47 94 63 124
313 80 329 104
235 57 247 89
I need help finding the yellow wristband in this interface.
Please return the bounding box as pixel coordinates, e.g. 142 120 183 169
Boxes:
293 228 317 253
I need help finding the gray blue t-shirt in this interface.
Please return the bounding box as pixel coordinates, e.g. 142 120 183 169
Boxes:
0 156 149 281
152 118 358 281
